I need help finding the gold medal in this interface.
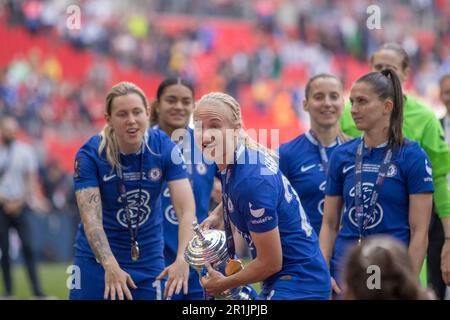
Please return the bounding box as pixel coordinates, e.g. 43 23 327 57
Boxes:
225 259 243 276
131 241 140 261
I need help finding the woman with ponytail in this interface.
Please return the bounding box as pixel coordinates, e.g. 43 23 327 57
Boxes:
320 69 434 297
196 92 331 300
70 81 196 300
279 74 347 236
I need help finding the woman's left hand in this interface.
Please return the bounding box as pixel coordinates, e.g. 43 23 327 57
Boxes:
157 257 190 300
200 262 228 296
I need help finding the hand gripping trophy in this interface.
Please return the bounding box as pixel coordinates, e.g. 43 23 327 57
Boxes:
184 221 256 300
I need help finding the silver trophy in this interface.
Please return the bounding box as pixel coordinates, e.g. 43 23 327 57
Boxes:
184 221 256 300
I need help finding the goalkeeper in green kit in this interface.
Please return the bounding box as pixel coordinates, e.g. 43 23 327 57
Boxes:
340 43 450 299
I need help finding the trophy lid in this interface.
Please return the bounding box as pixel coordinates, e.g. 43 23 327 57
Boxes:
184 221 228 267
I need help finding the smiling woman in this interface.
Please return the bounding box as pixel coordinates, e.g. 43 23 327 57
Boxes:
279 74 347 236
194 92 331 300
69 81 196 300
150 77 217 300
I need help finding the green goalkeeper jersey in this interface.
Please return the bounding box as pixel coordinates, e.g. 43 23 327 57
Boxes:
340 94 450 218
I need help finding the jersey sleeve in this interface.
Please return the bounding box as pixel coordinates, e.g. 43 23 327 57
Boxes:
325 146 344 196
160 131 188 182
405 144 435 194
236 175 279 233
73 147 100 191
420 117 450 177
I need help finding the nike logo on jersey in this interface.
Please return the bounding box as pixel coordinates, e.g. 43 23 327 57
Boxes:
300 164 316 172
343 165 355 174
103 173 117 182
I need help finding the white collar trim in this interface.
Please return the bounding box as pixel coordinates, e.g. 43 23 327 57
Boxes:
305 130 338 147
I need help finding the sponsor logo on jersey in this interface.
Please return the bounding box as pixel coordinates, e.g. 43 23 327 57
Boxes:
319 181 326 192
163 187 170 198
249 202 265 218
165 205 178 225
250 216 273 225
116 189 151 228
318 199 325 216
348 183 383 230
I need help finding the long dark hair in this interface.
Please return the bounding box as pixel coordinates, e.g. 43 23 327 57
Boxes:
150 77 195 126
355 69 404 150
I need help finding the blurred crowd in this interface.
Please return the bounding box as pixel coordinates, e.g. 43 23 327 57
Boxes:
1 0 450 263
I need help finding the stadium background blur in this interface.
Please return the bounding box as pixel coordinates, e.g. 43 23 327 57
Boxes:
0 0 449 299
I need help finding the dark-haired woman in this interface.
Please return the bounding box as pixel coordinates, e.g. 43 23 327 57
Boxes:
151 78 217 300
342 235 432 300
319 69 434 295
279 74 346 235
340 43 450 298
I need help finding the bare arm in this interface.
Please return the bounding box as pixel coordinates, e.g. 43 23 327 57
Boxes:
319 195 343 265
320 195 343 295
75 187 136 300
201 201 224 230
223 228 282 287
157 178 196 299
441 216 450 285
75 187 113 265
201 227 282 295
168 178 196 261
408 192 433 277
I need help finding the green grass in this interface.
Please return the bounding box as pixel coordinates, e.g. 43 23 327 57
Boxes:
0 263 70 300
420 259 427 288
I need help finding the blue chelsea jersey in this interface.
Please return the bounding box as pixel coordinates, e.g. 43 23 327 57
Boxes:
221 146 330 291
73 128 188 276
279 131 340 235
161 127 217 265
326 137 434 269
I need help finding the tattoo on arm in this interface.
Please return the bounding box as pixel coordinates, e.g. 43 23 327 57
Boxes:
76 188 113 264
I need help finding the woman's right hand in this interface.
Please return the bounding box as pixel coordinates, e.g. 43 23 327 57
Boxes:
331 276 342 295
200 203 224 230
103 257 137 300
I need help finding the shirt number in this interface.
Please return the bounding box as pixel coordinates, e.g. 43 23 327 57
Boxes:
282 175 313 237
